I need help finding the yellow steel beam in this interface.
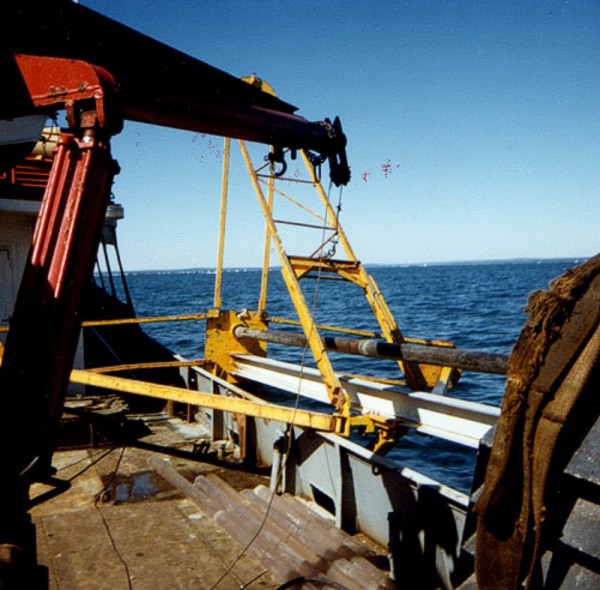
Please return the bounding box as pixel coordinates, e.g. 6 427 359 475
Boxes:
87 359 204 374
287 256 360 278
0 314 207 332
70 369 339 432
82 313 207 327
259 150 275 314
214 137 231 309
238 139 349 416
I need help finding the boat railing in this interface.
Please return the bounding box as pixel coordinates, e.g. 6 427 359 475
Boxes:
58 310 503 450
5 307 505 455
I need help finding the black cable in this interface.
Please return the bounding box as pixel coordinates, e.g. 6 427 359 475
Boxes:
66 446 119 482
94 445 127 504
209 155 345 590
93 446 134 590
29 447 120 508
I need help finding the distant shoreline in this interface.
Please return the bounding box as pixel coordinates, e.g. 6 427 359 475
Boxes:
119 256 590 275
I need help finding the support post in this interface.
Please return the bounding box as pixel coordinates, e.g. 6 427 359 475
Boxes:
213 137 230 309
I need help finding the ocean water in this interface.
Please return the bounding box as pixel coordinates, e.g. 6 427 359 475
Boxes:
123 258 583 492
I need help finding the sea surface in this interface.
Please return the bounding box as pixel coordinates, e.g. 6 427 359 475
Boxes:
122 258 584 492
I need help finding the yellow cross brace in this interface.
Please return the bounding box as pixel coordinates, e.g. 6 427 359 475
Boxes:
70 369 339 432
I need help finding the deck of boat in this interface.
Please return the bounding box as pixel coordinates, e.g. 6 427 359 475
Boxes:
30 413 391 590
30 416 279 590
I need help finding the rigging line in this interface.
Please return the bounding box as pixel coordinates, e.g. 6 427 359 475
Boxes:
64 446 120 482
334 184 343 233
208 164 334 590
93 446 134 590
95 444 127 502
255 176 337 560
207 159 284 590
55 445 115 475
94 502 134 590
282 175 334 435
306 178 340 499
28 446 121 509
327 182 344 259
205 478 279 590
193 514 245 589
242 180 340 586
241 569 269 588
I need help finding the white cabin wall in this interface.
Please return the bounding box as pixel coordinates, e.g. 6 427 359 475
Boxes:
0 208 35 327
0 204 86 394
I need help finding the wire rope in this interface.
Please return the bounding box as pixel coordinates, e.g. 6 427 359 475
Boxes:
93 446 134 590
207 172 339 590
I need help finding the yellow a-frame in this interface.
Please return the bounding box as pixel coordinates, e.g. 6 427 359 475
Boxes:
207 77 456 447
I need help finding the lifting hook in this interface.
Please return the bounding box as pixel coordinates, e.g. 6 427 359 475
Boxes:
267 145 287 176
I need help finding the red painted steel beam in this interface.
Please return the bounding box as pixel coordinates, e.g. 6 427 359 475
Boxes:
0 130 118 583
1 131 118 471
1 0 346 159
0 52 122 477
11 54 122 135
0 46 123 580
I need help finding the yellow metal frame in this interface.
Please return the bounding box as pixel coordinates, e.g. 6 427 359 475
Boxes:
237 140 348 416
236 142 451 392
204 309 268 378
69 365 408 445
204 76 457 446
5 339 420 449
70 368 341 432
213 137 230 309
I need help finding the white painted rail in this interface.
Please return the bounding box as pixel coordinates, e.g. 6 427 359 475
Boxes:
232 354 500 448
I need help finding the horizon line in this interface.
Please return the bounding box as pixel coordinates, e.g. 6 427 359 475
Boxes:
116 254 592 275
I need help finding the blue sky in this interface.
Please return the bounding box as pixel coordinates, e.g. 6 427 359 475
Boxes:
84 1 598 270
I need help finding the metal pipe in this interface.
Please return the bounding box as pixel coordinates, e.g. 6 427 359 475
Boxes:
326 558 380 590
269 433 285 492
234 326 509 375
253 485 369 558
3 2 350 174
148 455 219 514
213 492 330 582
258 155 275 314
239 489 356 563
199 475 321 582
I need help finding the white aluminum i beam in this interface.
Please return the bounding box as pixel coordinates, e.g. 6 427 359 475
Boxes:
231 354 500 448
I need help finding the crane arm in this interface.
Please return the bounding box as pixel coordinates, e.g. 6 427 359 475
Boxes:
1 0 349 184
